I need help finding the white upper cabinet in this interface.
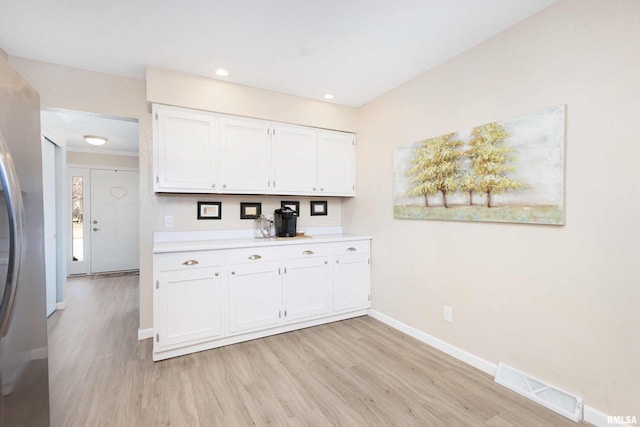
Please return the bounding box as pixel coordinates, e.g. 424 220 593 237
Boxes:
154 105 218 192
271 124 318 195
219 117 272 193
318 130 355 196
153 104 355 196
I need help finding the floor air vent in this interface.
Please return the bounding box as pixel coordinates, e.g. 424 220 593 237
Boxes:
494 363 582 422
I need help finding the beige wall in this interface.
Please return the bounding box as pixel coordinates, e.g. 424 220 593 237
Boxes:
347 0 640 416
67 151 139 169
147 67 358 132
10 57 357 333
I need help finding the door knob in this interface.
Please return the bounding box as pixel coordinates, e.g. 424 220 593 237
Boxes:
93 227 101 231
93 220 98 224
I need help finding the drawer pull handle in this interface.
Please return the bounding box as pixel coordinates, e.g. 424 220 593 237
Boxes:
182 260 199 266
248 254 262 260
302 250 314 255
347 247 357 252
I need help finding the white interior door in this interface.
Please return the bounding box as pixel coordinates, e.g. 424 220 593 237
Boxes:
42 138 57 316
90 169 139 273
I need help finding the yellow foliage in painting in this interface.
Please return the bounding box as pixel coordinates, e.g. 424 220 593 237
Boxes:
405 122 527 208
406 133 463 207
467 122 525 207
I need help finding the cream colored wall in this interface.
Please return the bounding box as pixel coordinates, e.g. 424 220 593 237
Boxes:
347 0 640 416
10 57 357 332
8 56 154 328
67 151 139 169
147 67 358 132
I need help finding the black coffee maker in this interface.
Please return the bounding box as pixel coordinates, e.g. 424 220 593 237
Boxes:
274 207 297 237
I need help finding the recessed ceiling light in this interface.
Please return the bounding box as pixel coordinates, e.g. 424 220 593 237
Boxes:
83 135 108 146
215 68 230 77
323 94 335 100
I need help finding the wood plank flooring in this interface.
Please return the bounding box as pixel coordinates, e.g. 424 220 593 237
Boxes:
48 276 591 426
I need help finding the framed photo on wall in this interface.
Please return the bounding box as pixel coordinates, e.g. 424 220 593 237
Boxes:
310 200 328 216
197 201 222 220
240 202 262 219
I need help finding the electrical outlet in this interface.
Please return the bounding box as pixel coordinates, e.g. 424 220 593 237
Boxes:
164 215 174 228
443 305 453 322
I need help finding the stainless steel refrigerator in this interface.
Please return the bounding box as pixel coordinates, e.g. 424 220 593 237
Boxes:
0 56 50 425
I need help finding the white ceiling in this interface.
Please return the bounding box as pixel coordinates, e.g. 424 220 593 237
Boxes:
48 109 139 155
1 0 558 108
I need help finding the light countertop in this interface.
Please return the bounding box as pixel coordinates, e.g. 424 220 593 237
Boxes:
153 228 371 253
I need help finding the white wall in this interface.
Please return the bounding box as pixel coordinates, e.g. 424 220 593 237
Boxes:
347 0 640 417
67 151 139 169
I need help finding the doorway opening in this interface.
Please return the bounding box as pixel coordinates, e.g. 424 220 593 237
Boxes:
45 108 139 278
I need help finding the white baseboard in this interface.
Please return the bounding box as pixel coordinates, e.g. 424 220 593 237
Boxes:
56 301 67 310
138 328 153 341
584 405 636 427
367 309 628 425
367 309 497 376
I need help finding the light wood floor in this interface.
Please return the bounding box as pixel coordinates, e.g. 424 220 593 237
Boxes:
48 276 590 426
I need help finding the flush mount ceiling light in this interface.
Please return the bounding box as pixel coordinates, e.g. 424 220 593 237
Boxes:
323 93 335 100
83 135 108 146
215 68 230 77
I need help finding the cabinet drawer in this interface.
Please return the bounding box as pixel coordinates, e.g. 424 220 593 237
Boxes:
281 243 330 259
332 240 370 256
155 251 223 272
227 246 281 264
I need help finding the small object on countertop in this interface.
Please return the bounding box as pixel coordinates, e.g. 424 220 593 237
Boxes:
296 230 305 237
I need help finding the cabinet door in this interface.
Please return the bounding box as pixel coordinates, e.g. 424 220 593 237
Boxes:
318 130 355 196
228 261 282 334
283 256 330 322
154 106 218 192
156 267 223 349
272 124 318 195
219 117 271 193
333 253 370 312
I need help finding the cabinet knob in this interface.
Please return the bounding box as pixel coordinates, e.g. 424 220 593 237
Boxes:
320 188 324 191
336 260 340 264
211 184 216 188
313 187 316 191
324 261 328 265
347 247 357 252
248 254 262 260
302 250 314 255
223 184 227 188
182 260 199 266
231 271 235 275
215 272 219 277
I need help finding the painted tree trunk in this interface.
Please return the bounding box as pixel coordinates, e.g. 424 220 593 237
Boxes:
487 190 492 208
424 194 429 207
442 191 449 208
468 191 473 206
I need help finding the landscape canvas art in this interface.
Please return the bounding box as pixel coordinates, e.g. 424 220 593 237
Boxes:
393 105 565 225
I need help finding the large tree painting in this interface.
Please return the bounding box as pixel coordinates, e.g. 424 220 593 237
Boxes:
394 105 565 225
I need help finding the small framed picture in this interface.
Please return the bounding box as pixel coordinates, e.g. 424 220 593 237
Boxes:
197 201 222 220
240 202 262 219
280 200 300 214
310 200 328 216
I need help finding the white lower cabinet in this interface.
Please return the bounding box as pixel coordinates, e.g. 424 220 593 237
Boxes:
282 247 331 322
228 260 282 334
333 253 371 312
153 238 370 361
155 267 223 350
332 241 371 312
